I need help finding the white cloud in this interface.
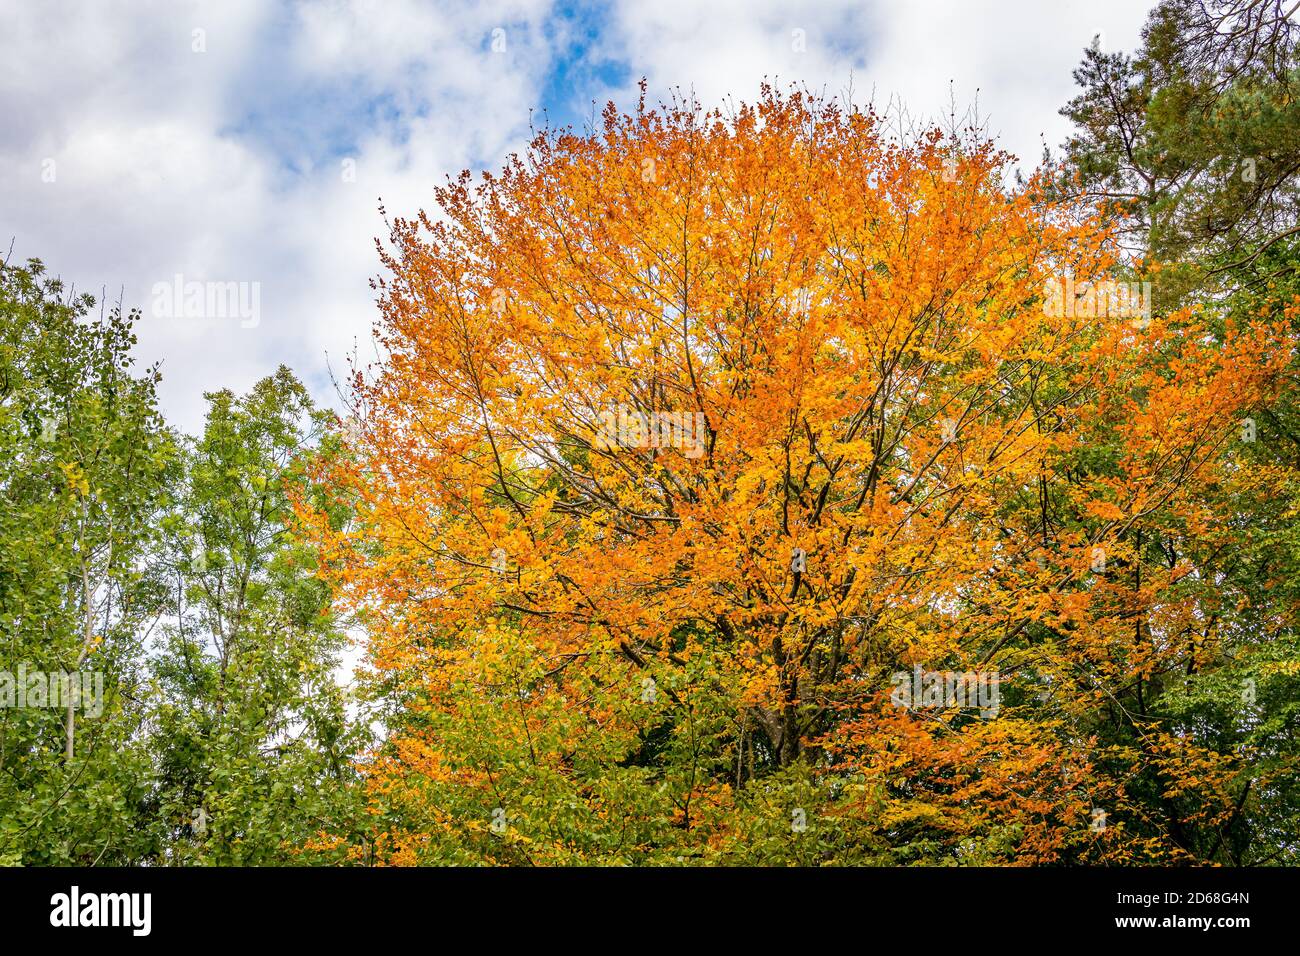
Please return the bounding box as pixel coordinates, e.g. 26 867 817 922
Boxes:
593 0 1151 173
0 0 1156 432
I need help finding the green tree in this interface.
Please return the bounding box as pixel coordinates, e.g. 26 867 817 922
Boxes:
1 258 363 866
1058 0 1300 863
1060 0 1300 299
0 257 178 865
145 367 364 865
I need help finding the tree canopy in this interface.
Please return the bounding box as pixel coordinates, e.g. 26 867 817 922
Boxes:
3 0 1299 868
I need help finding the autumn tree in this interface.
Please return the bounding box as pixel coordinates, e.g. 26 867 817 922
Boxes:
307 87 1290 865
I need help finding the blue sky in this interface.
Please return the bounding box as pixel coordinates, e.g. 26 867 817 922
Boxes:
0 0 1155 430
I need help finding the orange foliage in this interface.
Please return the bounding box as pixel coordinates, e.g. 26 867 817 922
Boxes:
303 86 1287 864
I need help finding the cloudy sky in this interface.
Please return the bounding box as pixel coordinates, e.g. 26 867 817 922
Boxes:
1 0 1155 431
